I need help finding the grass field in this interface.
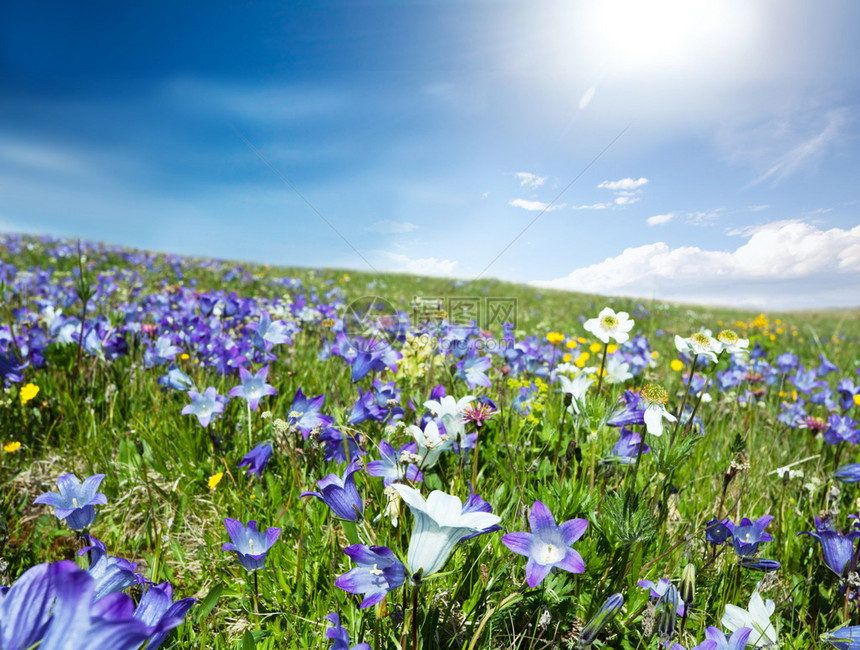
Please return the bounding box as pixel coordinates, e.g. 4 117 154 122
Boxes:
2 232 860 649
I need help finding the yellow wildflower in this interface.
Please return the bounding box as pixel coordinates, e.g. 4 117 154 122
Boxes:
670 359 684 372
562 353 571 363
574 352 590 368
20 383 39 405
606 344 618 354
854 395 860 407
546 332 565 345
589 342 602 353
3 441 22 453
565 340 578 349
208 472 224 490
180 353 190 360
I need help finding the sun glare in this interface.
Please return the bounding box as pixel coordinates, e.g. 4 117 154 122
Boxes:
582 0 757 78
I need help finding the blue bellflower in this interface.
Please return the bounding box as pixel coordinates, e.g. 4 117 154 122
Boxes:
237 442 273 478
34 473 108 531
325 613 371 650
222 518 282 572
334 544 407 608
502 500 588 588
301 460 364 522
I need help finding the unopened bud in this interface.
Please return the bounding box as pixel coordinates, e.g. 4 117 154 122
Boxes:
679 563 696 606
655 584 678 640
579 592 624 647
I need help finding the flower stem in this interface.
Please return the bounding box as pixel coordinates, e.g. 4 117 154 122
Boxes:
595 341 609 394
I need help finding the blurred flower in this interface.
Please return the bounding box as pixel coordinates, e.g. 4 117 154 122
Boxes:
502 500 587 588
334 544 407 608
823 625 860 650
675 332 721 363
34 473 108 531
3 441 21 453
835 463 860 483
584 307 634 344
237 442 273 478
222 518 281 572
20 382 39 404
157 365 193 391
325 613 371 650
207 472 223 490
546 332 565 345
716 330 749 356
557 373 593 415
391 483 501 579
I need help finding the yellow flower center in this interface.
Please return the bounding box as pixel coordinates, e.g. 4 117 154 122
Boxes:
717 329 739 344
600 315 618 329
691 333 711 347
641 383 669 405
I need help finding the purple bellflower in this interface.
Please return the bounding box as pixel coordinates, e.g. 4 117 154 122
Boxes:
237 442 273 478
823 625 860 650
229 365 277 411
689 626 753 650
502 500 588 588
835 463 860 483
301 460 364 522
34 473 108 531
288 388 333 439
80 536 141 600
727 515 774 558
181 386 225 428
798 518 860 579
132 582 197 650
334 544 407 608
222 518 282 572
325 613 371 650
638 578 686 617
365 440 423 486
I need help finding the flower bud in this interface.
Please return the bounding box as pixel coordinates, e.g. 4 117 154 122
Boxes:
679 563 696 606
579 592 624 647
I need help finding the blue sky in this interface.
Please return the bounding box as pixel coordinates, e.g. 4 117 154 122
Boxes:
2 0 859 310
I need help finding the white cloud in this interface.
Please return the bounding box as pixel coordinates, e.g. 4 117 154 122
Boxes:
748 204 770 212
597 177 648 191
514 172 546 188
614 195 639 206
383 252 458 276
571 202 612 210
532 220 860 310
579 86 596 109
365 220 419 233
509 198 562 212
647 213 674 226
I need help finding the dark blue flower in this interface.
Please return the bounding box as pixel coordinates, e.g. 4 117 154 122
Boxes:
325 613 371 650
835 464 860 483
237 442 273 478
798 520 860 578
705 519 733 545
727 515 774 558
301 460 364 522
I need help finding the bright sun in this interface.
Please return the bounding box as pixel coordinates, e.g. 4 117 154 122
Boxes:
580 0 757 78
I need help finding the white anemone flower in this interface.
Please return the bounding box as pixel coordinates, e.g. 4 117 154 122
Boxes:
640 384 677 437
717 329 750 356
408 420 452 469
391 484 501 579
722 587 778 648
423 394 475 444
604 355 633 384
583 307 635 344
674 332 721 363
557 373 593 415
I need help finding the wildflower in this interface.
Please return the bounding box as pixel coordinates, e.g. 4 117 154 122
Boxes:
237 442 273 478
727 516 774 558
579 592 624 647
738 557 781 572
301 459 364 522
689 627 753 650
20 382 39 404
325 613 371 650
143 335 182 367
675 332 721 363
456 354 493 389
409 420 452 469
798 519 860 579
318 426 366 464
133 581 197 650
157 365 193 391
34 473 108 531
834 463 860 483
365 440 423 486
655 583 679 640
334 544 407 607
288 388 333 438
638 578 686 617
583 307 634 344
721 587 778 648
717 330 749 356
640 383 677 437
3 441 21 453
391 483 501 579
462 396 499 428
704 518 734 545
502 500 587 588
181 386 225 428
207 472 224 490
80 535 141 600
557 373 593 415
823 625 860 650
546 332 565 345
229 365 277 411
423 393 475 444
824 415 859 445
222 518 282 572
